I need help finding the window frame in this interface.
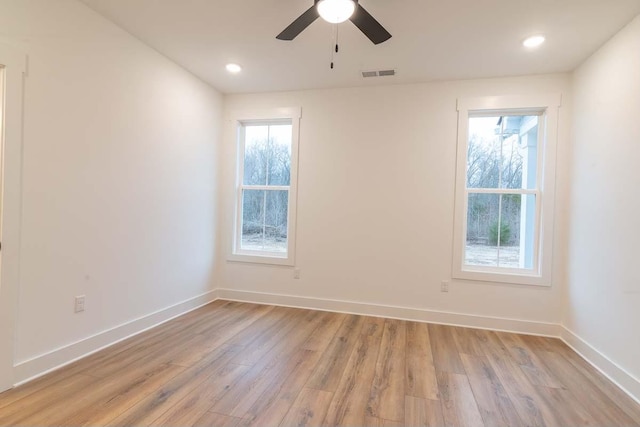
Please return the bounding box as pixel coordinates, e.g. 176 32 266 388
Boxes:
229 107 301 266
452 94 561 286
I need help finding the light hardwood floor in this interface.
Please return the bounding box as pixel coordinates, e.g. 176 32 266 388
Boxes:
0 301 639 426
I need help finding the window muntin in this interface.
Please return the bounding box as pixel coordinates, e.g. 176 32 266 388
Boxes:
231 109 300 266
453 95 560 286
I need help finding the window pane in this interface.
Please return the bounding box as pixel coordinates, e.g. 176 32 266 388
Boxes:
496 194 520 267
240 189 289 253
243 124 292 186
267 124 292 186
465 193 537 270
467 117 500 189
241 189 265 250
498 194 536 269
265 190 289 252
465 193 499 266
243 126 269 185
467 115 539 190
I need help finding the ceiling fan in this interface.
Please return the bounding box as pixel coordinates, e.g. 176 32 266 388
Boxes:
276 0 392 45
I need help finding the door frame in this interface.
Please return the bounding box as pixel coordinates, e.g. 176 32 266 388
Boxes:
0 43 25 392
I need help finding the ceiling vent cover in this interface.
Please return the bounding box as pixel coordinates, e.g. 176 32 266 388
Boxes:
361 69 396 78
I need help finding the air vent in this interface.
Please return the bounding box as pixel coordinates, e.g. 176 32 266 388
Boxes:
361 69 396 78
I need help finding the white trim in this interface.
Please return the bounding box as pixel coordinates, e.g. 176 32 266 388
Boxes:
452 94 561 286
0 44 26 393
13 290 218 385
229 107 301 267
560 326 640 405
215 288 560 337
229 107 302 122
457 94 562 112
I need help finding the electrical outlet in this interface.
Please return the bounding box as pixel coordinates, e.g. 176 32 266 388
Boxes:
293 269 301 279
441 281 449 293
74 295 85 313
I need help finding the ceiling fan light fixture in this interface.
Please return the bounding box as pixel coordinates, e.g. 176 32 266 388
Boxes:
317 0 356 24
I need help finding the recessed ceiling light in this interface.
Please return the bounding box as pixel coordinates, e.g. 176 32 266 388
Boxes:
226 63 242 73
523 35 545 48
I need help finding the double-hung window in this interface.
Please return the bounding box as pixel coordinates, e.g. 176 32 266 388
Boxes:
452 95 560 285
231 108 300 265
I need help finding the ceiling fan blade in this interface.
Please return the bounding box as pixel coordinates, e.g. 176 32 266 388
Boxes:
349 3 392 45
276 6 320 40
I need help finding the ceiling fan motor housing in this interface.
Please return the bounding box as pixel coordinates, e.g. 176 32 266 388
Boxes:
276 0 391 45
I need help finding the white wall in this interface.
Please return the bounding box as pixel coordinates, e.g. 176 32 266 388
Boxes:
566 15 640 389
219 74 572 329
0 0 222 374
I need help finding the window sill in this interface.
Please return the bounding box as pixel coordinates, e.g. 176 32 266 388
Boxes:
227 252 294 267
453 267 551 287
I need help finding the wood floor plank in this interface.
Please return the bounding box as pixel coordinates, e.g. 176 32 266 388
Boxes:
88 303 253 378
365 417 405 427
57 363 186 426
429 324 466 374
436 371 485 427
279 387 334 427
210 309 327 417
230 307 308 366
525 335 640 425
0 368 91 411
535 349 637 426
369 319 406 422
0 374 97 425
323 316 385 426
192 412 244 427
302 311 347 351
1 302 638 427
405 396 445 427
460 353 523 427
496 332 563 389
215 306 298 351
306 314 365 392
8 366 158 426
453 327 489 356
478 331 548 427
86 332 205 381
532 386 597 427
171 303 277 367
405 321 439 400
150 363 250 426
188 302 274 337
241 349 322 426
108 345 245 426
75 300 232 373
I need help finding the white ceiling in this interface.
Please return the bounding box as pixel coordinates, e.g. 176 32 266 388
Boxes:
81 0 640 94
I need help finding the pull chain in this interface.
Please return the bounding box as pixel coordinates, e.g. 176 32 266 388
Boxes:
330 24 339 69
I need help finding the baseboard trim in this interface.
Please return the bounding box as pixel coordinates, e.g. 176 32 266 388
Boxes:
560 326 640 405
216 288 560 337
14 289 219 386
